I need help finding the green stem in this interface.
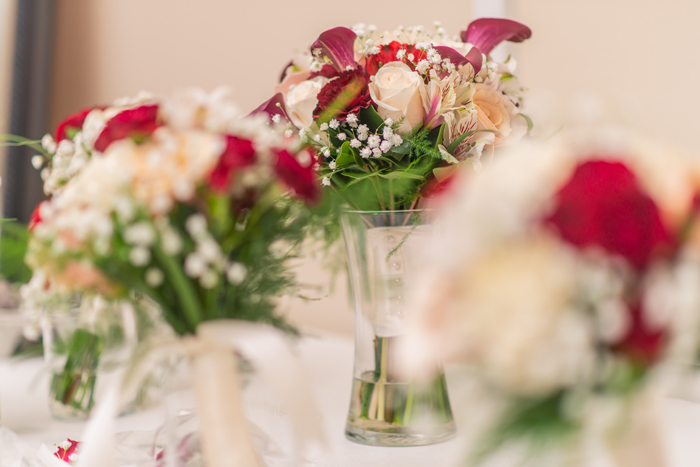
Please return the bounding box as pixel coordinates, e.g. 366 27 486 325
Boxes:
153 242 201 332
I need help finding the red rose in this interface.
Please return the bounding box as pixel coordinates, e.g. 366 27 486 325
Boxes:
313 67 371 121
93 104 160 152
55 107 104 142
610 303 666 367
209 135 257 192
545 159 675 270
54 439 80 462
364 42 429 76
274 148 319 204
28 202 45 231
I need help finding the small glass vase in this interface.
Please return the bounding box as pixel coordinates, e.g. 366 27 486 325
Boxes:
43 297 140 421
341 210 455 446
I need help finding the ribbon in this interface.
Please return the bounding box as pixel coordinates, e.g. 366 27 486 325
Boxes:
77 319 326 467
606 391 669 467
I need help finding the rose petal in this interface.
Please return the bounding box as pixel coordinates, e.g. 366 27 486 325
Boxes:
461 18 532 55
311 27 357 72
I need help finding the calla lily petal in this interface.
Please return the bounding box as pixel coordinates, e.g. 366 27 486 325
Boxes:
434 45 482 75
311 27 357 72
249 93 287 123
460 18 531 56
464 47 483 75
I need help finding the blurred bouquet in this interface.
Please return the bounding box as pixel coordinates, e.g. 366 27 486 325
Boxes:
406 134 700 465
264 19 532 210
26 87 319 335
19 88 322 432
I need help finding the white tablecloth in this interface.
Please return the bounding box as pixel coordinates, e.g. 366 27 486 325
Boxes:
1 333 700 466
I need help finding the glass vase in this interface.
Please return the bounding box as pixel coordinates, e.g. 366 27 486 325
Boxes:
43 296 140 420
341 210 455 446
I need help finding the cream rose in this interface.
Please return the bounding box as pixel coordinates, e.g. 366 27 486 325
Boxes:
473 83 527 146
285 77 328 129
369 62 426 133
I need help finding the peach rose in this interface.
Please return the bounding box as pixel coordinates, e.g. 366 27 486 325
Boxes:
473 83 527 146
368 62 426 133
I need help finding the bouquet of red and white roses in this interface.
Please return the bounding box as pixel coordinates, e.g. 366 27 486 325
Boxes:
405 135 700 465
261 19 532 210
27 87 320 335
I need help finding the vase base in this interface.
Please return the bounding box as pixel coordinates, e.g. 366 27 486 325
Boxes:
344 421 456 447
49 399 91 422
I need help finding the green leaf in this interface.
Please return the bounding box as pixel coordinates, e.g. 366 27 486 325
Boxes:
434 123 446 148
521 113 534 133
445 129 494 154
377 171 424 181
359 106 385 131
335 141 356 166
391 140 411 155
427 125 443 147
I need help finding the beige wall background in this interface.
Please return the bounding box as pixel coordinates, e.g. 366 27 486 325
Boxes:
48 0 700 335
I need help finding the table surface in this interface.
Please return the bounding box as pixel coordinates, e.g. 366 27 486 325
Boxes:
2 332 700 466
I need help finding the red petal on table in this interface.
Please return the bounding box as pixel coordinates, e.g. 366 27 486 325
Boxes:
460 18 531 55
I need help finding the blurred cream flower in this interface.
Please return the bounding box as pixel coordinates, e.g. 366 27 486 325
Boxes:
410 234 594 395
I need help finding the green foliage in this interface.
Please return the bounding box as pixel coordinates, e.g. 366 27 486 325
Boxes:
469 392 580 466
318 118 446 212
93 185 328 336
0 221 31 284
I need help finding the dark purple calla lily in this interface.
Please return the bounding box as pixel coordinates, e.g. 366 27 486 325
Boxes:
249 93 287 122
434 46 482 75
311 27 357 72
461 18 531 56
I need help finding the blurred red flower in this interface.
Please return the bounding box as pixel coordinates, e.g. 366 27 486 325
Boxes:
94 104 160 152
546 159 675 270
209 136 257 192
274 148 319 204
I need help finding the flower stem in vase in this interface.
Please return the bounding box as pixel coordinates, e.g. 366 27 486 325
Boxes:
49 329 102 420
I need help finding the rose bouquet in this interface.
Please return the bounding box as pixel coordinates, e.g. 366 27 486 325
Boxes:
22 89 321 431
262 18 531 210
405 135 700 465
27 86 319 335
256 19 533 446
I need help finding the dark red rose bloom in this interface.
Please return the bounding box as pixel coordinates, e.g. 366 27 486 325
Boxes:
55 107 104 142
28 202 45 231
610 302 666 367
364 42 429 76
209 135 257 192
310 64 340 80
313 67 371 121
274 148 319 204
93 104 160 152
545 159 675 270
54 439 80 462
